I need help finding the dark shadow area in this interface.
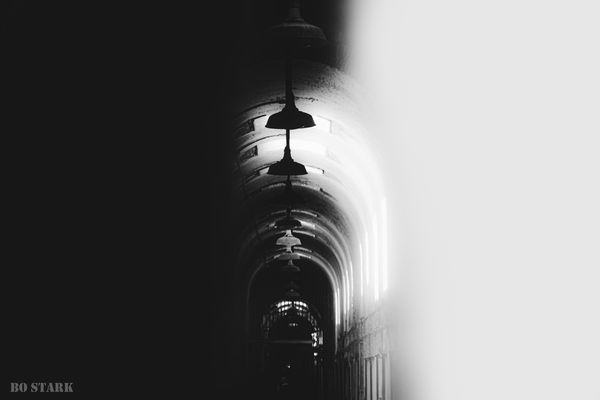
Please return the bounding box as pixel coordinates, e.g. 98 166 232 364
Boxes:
4 0 345 398
4 0 242 397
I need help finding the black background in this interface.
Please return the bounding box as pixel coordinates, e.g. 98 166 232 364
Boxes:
4 0 245 396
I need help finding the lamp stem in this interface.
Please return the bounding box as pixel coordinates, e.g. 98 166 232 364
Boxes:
287 0 302 21
284 47 293 155
285 48 294 107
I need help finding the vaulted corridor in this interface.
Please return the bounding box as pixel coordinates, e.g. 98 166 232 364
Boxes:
209 1 399 399
6 0 600 398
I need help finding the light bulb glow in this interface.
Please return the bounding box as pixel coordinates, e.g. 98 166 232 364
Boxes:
381 197 388 292
305 166 325 174
373 210 379 301
359 243 364 297
365 231 370 285
253 115 268 130
313 116 332 132
258 138 327 156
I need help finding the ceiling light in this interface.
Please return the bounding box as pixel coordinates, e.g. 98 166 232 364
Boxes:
267 0 327 49
265 0 324 175
266 104 315 130
267 144 307 175
267 0 319 131
281 259 301 274
276 229 302 247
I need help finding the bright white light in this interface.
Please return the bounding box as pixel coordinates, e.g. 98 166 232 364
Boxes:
275 300 308 311
359 243 364 297
253 115 268 130
289 139 327 156
276 230 301 247
258 138 285 153
344 288 348 316
381 197 389 291
372 210 379 301
364 231 370 285
258 138 327 156
300 221 315 229
348 0 600 399
305 166 325 174
335 288 340 325
313 116 332 132
345 274 350 317
348 261 354 316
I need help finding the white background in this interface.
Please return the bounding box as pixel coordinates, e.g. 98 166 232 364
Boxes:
348 0 600 399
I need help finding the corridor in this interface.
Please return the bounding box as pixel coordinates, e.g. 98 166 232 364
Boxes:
210 1 398 399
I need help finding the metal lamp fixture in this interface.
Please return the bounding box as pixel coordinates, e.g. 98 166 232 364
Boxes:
265 45 315 130
265 107 315 130
281 259 301 274
276 229 302 247
266 71 310 175
276 206 302 229
267 143 308 175
266 0 326 128
267 0 327 49
267 1 326 176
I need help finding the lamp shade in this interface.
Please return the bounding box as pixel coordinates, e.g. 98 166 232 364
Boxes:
266 103 316 130
268 149 308 176
276 230 302 247
281 259 301 274
267 0 327 49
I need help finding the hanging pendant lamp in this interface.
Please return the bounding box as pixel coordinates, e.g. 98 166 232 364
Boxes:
265 52 315 130
267 0 327 49
276 229 302 247
266 106 315 130
267 141 308 175
276 206 302 229
281 259 301 274
266 82 309 175
266 1 326 176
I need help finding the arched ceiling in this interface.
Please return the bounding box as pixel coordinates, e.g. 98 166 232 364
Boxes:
232 60 388 333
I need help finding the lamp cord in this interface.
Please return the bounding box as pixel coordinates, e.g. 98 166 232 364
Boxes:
284 48 294 155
